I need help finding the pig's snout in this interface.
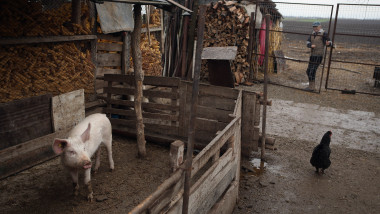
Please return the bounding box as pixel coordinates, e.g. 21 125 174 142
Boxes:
83 160 92 169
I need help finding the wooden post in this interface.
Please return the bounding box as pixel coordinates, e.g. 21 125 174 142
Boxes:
89 1 97 99
71 0 81 24
161 9 165 54
241 91 258 157
146 5 151 45
121 32 130 75
131 4 146 158
170 140 185 172
248 12 255 81
180 0 190 78
182 5 207 214
261 14 270 161
186 0 199 80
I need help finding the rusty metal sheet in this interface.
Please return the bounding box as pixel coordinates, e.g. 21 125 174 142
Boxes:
201 46 238 60
96 2 134 34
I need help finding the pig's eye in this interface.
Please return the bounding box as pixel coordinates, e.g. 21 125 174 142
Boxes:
69 151 76 156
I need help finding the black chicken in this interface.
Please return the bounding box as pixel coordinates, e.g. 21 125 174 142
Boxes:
310 131 332 174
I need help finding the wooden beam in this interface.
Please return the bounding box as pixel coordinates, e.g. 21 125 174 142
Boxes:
0 129 70 180
0 35 97 45
71 0 81 24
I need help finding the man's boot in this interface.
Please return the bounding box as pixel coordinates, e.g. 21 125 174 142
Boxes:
305 81 313 91
309 81 315 91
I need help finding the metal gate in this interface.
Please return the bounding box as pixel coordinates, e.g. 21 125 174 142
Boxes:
255 2 334 93
326 3 380 96
256 2 380 95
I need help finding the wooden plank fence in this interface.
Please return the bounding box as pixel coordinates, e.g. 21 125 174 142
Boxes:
102 75 264 213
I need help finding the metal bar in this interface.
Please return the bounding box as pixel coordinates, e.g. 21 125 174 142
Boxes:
182 5 207 214
270 29 325 36
330 59 380 67
326 87 380 96
270 2 334 6
333 33 380 39
318 4 335 93
325 3 340 89
261 14 270 161
254 53 311 63
333 3 380 6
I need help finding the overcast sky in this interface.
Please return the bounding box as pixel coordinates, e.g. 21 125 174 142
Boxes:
275 0 380 19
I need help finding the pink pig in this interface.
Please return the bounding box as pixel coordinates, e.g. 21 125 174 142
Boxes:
52 113 114 201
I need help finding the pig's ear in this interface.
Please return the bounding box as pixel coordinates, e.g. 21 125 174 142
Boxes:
52 139 69 155
81 123 91 143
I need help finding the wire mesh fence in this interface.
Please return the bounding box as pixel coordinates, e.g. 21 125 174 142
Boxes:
255 2 334 92
0 0 97 103
326 3 380 95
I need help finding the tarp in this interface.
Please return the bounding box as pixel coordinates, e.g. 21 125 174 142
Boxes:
96 2 134 34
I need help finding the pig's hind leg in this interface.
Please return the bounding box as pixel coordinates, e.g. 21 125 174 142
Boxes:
103 135 114 171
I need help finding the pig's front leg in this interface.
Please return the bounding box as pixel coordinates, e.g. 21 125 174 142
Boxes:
84 168 93 202
70 170 79 196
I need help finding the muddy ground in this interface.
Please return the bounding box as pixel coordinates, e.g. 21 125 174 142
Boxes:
0 84 379 214
234 84 380 214
0 135 172 214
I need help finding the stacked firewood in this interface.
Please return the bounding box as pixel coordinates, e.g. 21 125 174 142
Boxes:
202 0 251 84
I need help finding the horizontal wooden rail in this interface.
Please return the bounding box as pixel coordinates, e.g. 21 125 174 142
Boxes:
191 116 239 177
129 169 184 214
104 107 179 121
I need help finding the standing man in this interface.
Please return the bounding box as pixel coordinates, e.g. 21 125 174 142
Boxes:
305 21 332 91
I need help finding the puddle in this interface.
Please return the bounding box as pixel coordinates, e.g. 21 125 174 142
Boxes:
249 158 267 176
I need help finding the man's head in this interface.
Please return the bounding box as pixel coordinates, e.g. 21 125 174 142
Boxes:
312 21 321 32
